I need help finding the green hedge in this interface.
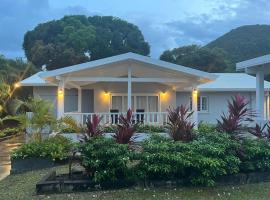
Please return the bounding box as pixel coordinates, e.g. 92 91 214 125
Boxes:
0 127 21 138
11 135 73 161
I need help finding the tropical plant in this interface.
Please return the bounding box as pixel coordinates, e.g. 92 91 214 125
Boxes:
167 105 195 142
113 109 140 144
11 135 73 160
80 137 134 184
57 116 82 133
248 123 267 138
81 114 103 142
217 95 254 136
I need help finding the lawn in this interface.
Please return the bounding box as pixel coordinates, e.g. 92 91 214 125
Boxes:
0 165 270 200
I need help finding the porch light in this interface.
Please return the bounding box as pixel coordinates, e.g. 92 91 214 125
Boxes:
14 82 21 89
58 88 64 96
192 88 198 96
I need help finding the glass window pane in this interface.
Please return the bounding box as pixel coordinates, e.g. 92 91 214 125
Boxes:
136 96 147 112
112 96 122 112
201 97 208 111
148 96 158 112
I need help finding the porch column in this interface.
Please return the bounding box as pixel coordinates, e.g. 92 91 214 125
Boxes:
256 71 264 122
192 88 198 129
57 80 65 119
127 66 132 110
78 87 82 112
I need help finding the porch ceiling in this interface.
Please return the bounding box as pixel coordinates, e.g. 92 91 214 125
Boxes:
38 52 217 89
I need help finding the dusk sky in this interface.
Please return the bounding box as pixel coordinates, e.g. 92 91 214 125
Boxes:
1 0 270 59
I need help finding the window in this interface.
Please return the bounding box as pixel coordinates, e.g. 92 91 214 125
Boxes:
190 96 208 112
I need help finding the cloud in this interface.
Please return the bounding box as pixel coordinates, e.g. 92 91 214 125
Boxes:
1 0 270 59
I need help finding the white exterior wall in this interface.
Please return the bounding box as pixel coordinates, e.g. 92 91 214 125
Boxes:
176 91 257 124
82 82 176 113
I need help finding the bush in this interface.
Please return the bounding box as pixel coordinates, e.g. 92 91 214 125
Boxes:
167 105 195 142
137 132 240 186
0 127 21 138
11 135 73 160
198 122 216 134
137 124 166 133
80 137 134 184
239 139 270 172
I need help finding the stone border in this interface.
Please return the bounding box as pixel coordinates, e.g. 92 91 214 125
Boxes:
36 170 270 194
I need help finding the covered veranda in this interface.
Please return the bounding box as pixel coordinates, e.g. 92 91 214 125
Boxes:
28 53 217 126
237 54 270 123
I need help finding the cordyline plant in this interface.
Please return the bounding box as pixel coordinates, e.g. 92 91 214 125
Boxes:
81 114 103 142
248 123 267 138
217 95 254 136
113 109 139 144
167 105 195 142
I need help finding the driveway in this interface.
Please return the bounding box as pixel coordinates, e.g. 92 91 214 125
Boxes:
0 135 24 181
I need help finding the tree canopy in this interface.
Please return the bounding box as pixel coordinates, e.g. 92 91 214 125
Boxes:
23 15 150 70
160 45 233 72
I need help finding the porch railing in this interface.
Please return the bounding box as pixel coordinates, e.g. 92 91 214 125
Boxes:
64 112 168 125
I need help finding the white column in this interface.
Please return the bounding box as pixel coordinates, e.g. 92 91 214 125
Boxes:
256 71 264 122
192 88 198 129
57 80 65 119
127 66 132 110
78 87 82 112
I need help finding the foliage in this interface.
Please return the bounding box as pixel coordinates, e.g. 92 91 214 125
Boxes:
137 124 166 133
0 127 21 138
23 15 150 70
57 116 82 133
167 105 195 142
217 95 253 136
11 135 73 160
160 45 233 72
79 137 134 184
198 122 216 134
206 25 270 64
137 132 240 186
113 109 140 144
239 139 270 173
248 123 267 138
17 98 56 137
102 124 117 133
82 114 103 141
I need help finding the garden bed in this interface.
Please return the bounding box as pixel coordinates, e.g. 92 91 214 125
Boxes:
36 170 270 194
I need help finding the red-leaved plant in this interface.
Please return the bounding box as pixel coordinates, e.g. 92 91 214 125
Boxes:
113 109 139 144
81 114 103 142
217 95 254 136
248 123 267 138
167 105 195 142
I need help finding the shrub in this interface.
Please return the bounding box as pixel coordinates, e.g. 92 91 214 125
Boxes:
167 105 195 142
248 123 267 138
81 114 103 142
57 116 82 133
113 109 140 144
79 137 134 184
217 95 254 136
11 135 73 160
137 124 166 133
138 132 240 186
102 124 117 133
239 139 270 172
198 122 216 134
0 127 21 138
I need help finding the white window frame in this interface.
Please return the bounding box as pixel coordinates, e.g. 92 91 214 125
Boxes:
190 96 209 113
110 93 160 112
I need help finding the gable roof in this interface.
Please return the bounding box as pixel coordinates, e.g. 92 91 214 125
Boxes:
20 72 57 86
198 73 270 91
39 52 217 80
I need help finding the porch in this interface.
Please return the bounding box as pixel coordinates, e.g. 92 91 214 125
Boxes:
37 53 216 126
64 111 168 125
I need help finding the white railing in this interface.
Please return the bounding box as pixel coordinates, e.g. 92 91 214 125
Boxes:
64 112 168 125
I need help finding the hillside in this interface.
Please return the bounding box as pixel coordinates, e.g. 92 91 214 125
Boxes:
206 25 270 64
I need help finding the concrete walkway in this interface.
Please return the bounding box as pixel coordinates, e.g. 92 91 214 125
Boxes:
0 135 25 181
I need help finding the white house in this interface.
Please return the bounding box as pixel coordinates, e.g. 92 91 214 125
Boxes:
20 52 270 126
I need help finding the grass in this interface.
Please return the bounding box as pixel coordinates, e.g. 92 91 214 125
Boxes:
1 165 270 200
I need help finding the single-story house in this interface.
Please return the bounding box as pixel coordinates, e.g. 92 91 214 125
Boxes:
20 52 270 126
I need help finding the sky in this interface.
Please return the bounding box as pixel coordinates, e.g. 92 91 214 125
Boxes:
1 0 270 59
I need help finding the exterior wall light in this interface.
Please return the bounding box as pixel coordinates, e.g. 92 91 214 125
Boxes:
14 82 21 89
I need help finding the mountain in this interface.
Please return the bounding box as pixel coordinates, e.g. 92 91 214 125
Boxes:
206 25 270 64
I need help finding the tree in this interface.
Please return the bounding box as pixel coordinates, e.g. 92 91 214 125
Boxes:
160 45 233 72
23 15 150 70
